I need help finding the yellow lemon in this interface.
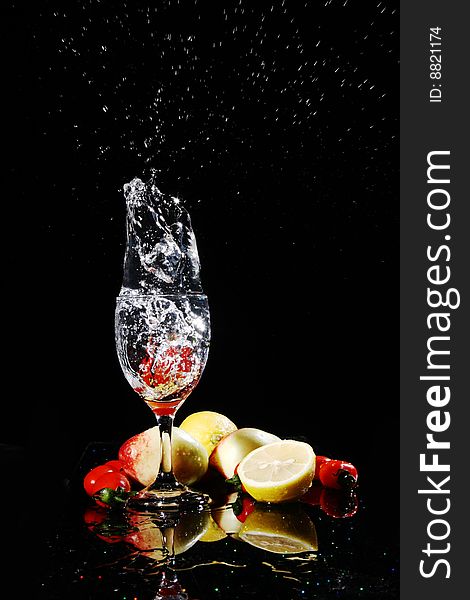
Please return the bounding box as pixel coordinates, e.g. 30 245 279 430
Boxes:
179 411 237 456
239 504 318 554
237 440 316 503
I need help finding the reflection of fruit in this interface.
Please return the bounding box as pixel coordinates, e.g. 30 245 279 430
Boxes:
320 488 359 518
126 511 210 557
212 506 243 535
239 504 318 554
179 411 238 456
84 508 133 543
118 426 208 486
174 510 211 554
125 519 167 561
209 428 281 479
83 506 107 526
94 532 127 545
237 440 316 503
234 496 256 523
300 484 322 506
199 515 227 542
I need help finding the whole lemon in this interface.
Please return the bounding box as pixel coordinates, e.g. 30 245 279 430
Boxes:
179 411 237 456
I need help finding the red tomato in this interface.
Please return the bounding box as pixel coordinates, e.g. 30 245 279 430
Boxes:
92 471 131 496
104 459 125 472
319 460 358 490
314 456 331 480
83 464 117 497
320 488 359 519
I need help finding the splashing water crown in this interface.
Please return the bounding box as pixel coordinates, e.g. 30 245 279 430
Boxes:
119 176 202 296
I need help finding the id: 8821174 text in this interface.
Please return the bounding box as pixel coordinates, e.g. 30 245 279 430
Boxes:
429 27 443 104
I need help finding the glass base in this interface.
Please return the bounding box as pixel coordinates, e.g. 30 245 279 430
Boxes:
128 483 210 514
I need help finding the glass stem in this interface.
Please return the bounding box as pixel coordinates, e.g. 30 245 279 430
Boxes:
162 526 176 562
153 414 178 488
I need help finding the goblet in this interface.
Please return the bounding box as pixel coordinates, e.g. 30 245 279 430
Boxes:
115 292 210 512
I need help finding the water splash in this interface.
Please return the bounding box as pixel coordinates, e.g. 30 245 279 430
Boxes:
115 175 210 406
120 175 202 295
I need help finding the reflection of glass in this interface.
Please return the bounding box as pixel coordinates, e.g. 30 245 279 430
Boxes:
126 510 210 559
115 177 210 512
150 568 192 600
85 507 210 598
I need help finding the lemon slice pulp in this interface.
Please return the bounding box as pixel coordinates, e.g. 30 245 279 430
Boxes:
237 440 316 503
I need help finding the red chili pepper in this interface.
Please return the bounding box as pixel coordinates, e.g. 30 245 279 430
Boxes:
318 459 358 490
83 464 117 497
104 459 125 472
314 455 331 480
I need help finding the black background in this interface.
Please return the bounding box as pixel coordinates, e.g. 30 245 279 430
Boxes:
5 0 398 529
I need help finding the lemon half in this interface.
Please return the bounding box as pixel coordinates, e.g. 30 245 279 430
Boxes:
237 440 316 503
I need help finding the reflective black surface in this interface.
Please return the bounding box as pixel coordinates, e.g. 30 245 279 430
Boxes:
5 3 399 596
13 443 398 599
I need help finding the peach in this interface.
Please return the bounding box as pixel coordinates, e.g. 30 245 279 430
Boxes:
118 425 208 486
